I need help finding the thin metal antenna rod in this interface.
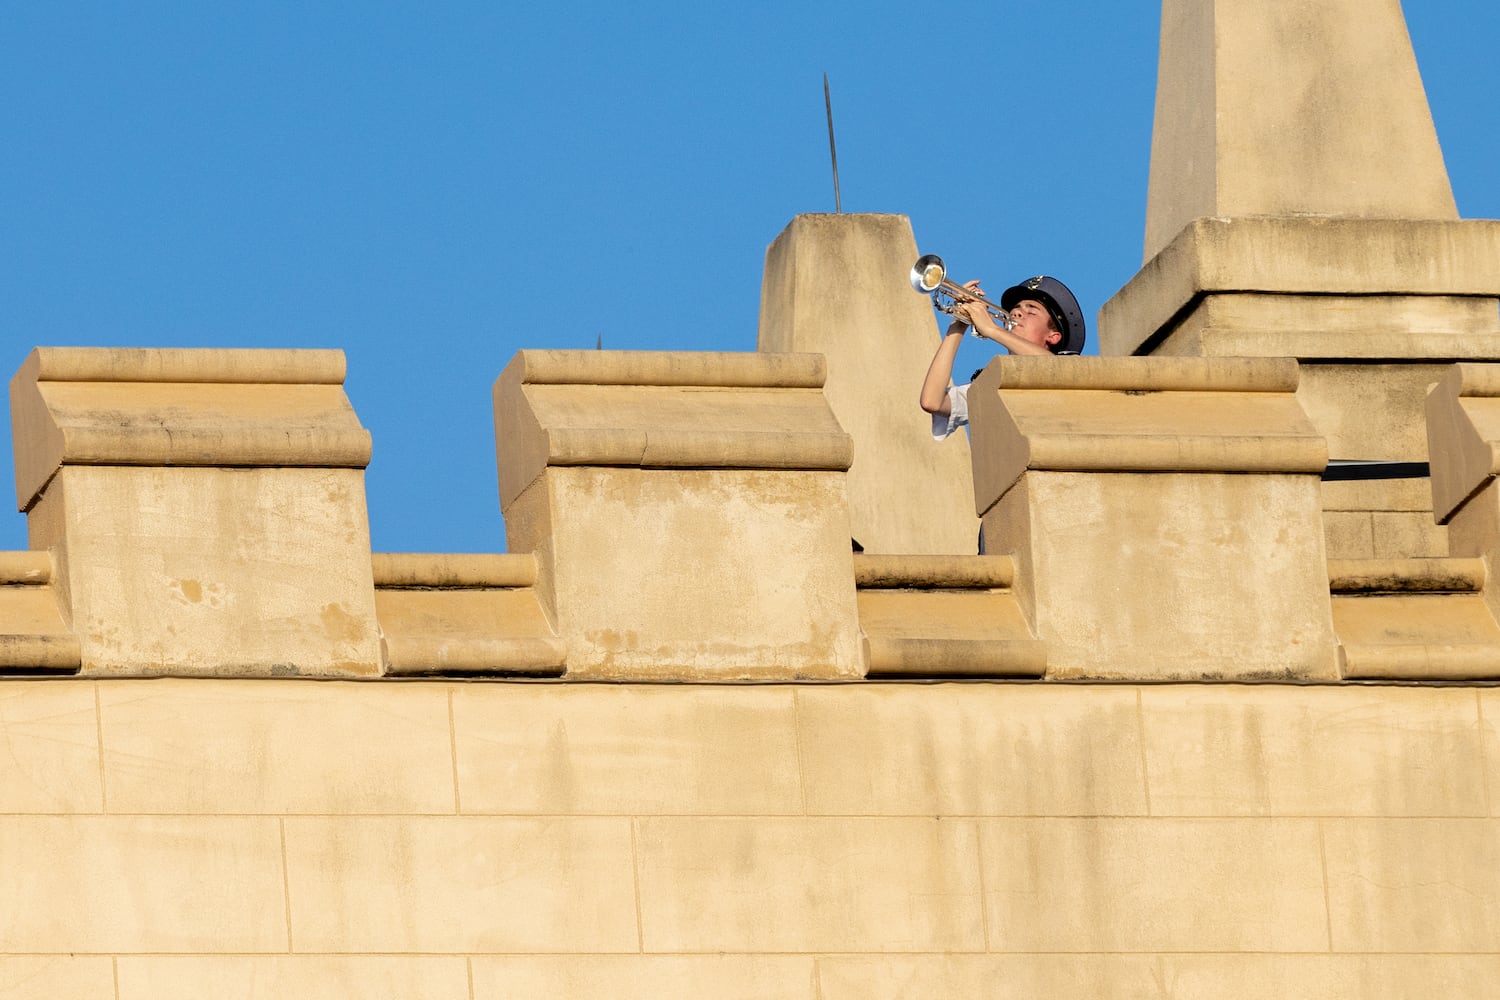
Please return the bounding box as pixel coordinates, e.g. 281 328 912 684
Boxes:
823 72 841 213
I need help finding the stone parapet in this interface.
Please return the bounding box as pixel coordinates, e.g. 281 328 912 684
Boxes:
495 349 862 680
1322 477 1450 560
1422 364 1500 647
9 347 382 677
495 349 850 510
968 355 1338 680
1328 557 1486 594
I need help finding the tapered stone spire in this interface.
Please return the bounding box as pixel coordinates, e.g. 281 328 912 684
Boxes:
1102 0 1500 562
1144 0 1456 261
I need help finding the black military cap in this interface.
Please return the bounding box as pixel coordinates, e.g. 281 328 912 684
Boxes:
1000 275 1086 354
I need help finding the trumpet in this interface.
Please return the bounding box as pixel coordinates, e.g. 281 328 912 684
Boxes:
909 254 1013 333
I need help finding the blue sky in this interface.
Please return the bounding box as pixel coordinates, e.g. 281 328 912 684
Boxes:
4 2 1497 553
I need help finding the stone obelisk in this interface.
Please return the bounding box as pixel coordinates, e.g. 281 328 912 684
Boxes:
1101 0 1500 559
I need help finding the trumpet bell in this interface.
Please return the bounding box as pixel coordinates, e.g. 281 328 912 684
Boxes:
909 252 1015 334
910 254 946 294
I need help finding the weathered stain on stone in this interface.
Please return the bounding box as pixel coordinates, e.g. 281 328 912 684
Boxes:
321 603 367 644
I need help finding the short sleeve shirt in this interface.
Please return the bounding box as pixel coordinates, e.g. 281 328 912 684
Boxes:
931 383 970 441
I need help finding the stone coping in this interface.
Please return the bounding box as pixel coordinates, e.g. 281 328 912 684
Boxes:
495 351 852 510
968 356 1327 515
863 636 1047 678
0 551 52 586
1435 363 1500 398
11 350 373 510
975 355 1301 393
15 346 348 384
535 424 852 472
372 553 539 589
853 555 1015 590
1327 557 1485 594
500 349 828 388
1101 217 1500 356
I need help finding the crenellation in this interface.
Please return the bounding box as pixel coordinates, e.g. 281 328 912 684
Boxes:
9 347 383 678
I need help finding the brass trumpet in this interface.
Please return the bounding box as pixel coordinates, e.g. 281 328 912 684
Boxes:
909 254 1013 332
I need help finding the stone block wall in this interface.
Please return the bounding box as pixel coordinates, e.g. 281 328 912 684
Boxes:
8 2 1500 992
5 340 1500 1000
3 677 1499 1000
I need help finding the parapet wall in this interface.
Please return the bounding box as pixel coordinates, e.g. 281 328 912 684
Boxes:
10 343 1500 684
4 339 1500 999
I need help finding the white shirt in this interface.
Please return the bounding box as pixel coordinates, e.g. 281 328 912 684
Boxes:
931 383 969 441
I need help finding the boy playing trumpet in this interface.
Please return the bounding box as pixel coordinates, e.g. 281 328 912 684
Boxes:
919 274 1085 441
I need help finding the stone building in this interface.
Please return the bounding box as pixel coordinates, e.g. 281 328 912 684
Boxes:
3 2 1500 997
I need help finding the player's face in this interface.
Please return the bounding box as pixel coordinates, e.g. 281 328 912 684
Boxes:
1008 297 1061 350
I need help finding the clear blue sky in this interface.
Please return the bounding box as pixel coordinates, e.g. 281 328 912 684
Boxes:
4 2 1497 553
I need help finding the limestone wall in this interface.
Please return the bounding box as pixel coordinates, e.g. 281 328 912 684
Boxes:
7 310 1500 999
5 3 1500 991
4 331 1500 1000
3 677 1498 1000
